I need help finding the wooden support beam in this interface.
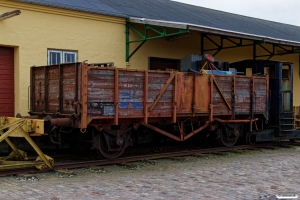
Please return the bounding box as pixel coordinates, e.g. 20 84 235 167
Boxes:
213 78 232 110
148 72 175 112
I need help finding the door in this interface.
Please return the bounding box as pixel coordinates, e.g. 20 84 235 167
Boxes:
0 47 14 116
282 64 292 113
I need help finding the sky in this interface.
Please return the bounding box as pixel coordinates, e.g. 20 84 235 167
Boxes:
173 0 300 26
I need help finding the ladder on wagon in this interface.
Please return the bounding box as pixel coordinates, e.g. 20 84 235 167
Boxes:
0 117 54 171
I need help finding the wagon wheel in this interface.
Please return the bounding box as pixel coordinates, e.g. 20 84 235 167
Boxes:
95 129 130 159
218 125 239 147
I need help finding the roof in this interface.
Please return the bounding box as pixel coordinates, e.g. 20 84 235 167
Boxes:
16 0 126 17
16 0 300 46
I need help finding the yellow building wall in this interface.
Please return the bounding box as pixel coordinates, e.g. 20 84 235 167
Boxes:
1 1 300 116
0 1 127 115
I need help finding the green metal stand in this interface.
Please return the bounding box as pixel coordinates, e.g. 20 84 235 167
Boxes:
126 22 189 62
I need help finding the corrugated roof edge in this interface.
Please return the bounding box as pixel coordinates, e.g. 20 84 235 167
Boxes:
129 17 300 47
16 0 128 18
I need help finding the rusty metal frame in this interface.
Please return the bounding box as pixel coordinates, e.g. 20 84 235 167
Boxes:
30 67 34 111
59 64 63 113
44 65 49 112
114 68 119 125
172 73 177 123
232 76 236 120
144 71 149 124
183 122 210 140
250 76 255 119
139 72 263 142
209 76 214 122
141 117 259 142
214 118 258 123
192 74 197 116
61 62 267 143
141 122 210 141
80 62 88 130
266 76 269 120
142 123 181 141
74 63 79 108
180 121 184 141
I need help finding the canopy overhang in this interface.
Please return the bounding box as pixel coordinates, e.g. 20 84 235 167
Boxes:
129 17 300 47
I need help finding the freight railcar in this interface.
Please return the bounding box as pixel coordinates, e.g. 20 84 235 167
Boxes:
28 56 300 158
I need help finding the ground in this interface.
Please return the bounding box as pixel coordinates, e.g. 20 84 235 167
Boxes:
0 146 299 200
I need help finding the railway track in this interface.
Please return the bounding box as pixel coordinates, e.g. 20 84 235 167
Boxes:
0 141 298 176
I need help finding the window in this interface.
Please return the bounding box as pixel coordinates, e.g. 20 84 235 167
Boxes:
282 65 290 79
48 49 77 65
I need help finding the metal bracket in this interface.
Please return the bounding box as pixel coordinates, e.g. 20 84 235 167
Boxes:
254 44 300 60
201 34 254 56
200 33 300 59
126 22 189 62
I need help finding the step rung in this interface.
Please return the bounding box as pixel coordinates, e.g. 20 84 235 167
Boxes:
281 124 294 126
281 130 294 132
282 118 294 119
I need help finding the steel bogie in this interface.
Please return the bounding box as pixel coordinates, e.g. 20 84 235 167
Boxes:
217 123 242 147
93 128 132 159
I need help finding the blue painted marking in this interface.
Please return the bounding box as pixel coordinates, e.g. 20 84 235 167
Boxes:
119 90 142 109
132 90 142 108
119 90 130 108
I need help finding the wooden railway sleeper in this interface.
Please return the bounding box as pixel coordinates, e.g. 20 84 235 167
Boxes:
0 117 54 171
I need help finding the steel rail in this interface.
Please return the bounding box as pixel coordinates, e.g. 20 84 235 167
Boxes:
0 141 297 176
54 141 295 169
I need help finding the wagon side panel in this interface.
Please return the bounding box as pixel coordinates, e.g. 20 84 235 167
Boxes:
87 68 115 116
47 66 60 112
147 72 173 117
61 64 78 113
31 67 45 112
235 77 251 114
253 77 268 113
31 63 80 114
118 70 144 117
213 76 233 115
194 75 210 114
176 74 193 113
87 69 174 120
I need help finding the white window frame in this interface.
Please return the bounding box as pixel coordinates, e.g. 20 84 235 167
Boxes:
63 51 77 63
48 49 77 65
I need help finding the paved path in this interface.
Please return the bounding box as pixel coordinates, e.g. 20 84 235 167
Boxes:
0 145 300 200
